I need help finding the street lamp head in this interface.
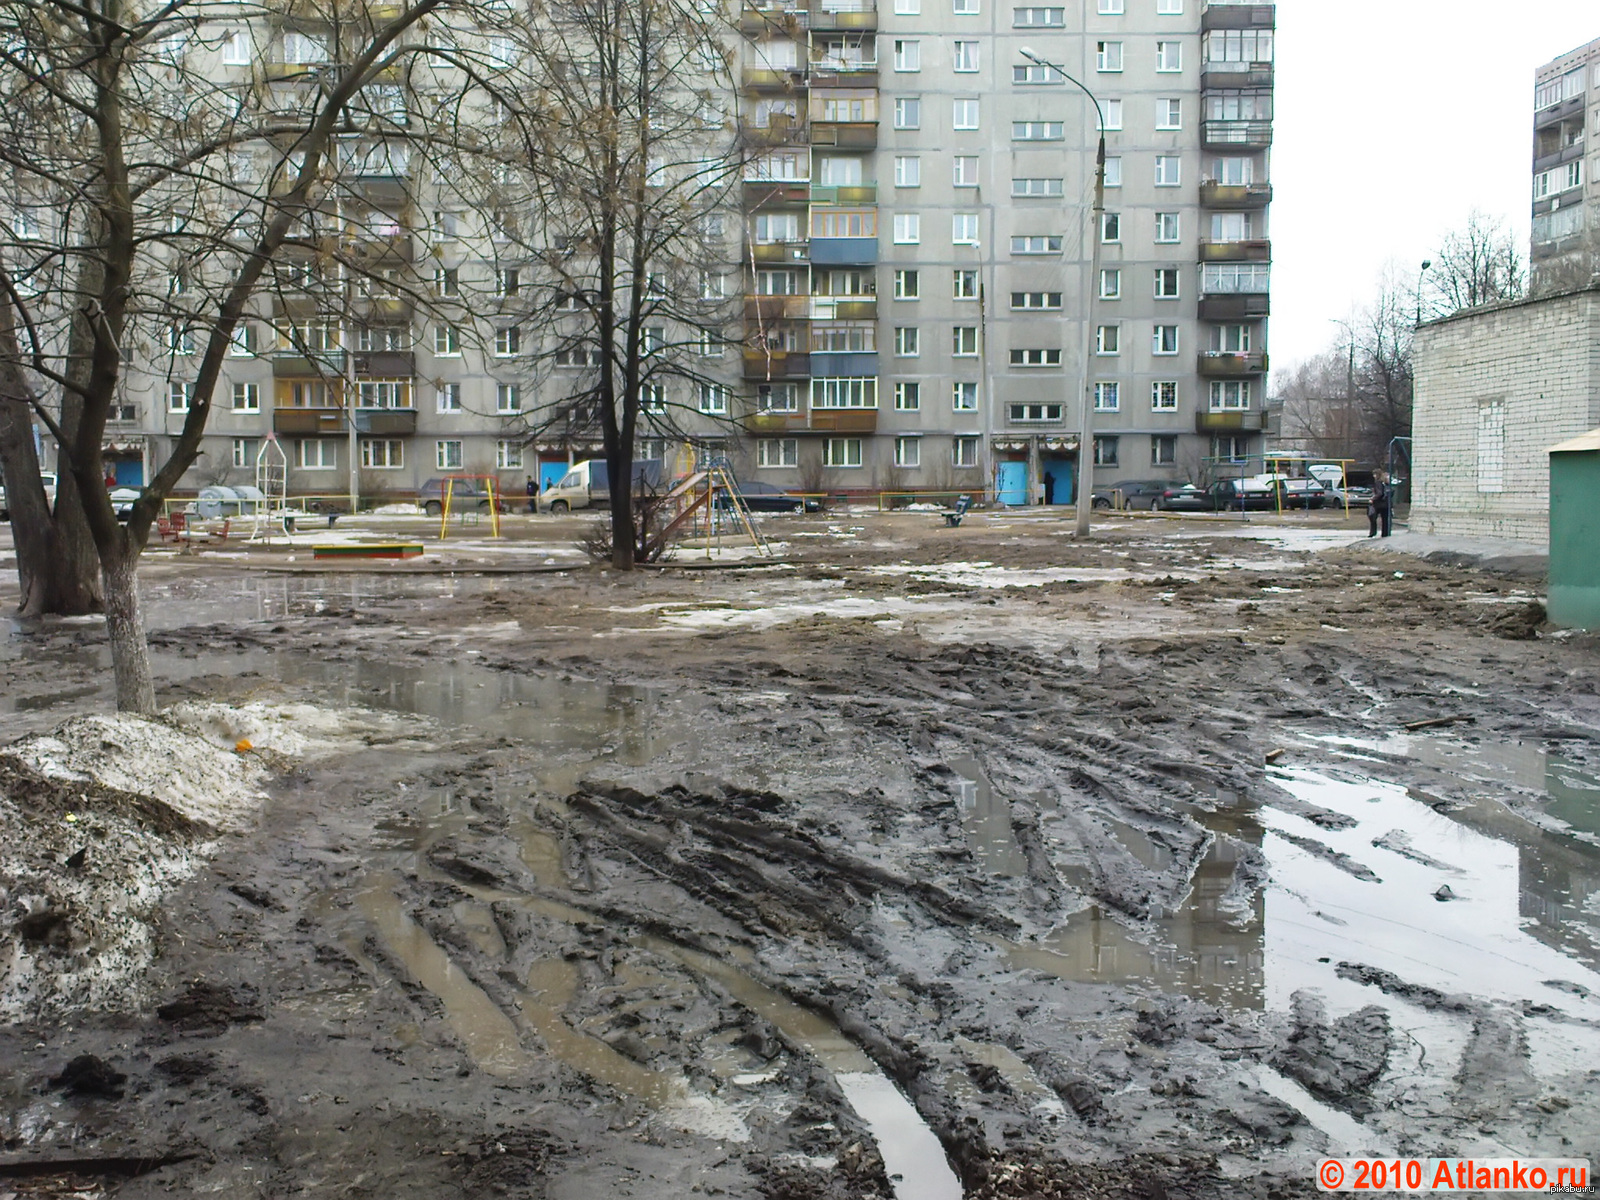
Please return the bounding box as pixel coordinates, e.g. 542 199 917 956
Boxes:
1018 46 1041 62
1421 259 1432 271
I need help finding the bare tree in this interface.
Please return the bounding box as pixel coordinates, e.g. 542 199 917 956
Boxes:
0 0 449 710
1427 209 1526 315
481 0 742 568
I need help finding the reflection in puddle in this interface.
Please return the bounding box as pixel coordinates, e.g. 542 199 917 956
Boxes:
646 937 963 1200
949 758 1027 878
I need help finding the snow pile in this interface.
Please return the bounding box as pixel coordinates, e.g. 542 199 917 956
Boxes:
166 700 437 761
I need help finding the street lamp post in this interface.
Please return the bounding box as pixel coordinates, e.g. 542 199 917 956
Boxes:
1416 259 1433 327
1020 47 1105 537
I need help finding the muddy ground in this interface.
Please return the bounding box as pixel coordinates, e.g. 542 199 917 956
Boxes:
1 508 1598 1199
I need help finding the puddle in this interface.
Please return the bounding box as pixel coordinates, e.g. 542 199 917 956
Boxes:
645 937 963 1200
1255 1065 1390 1156
949 758 1027 878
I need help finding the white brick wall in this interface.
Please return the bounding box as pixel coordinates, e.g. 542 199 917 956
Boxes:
1412 288 1600 546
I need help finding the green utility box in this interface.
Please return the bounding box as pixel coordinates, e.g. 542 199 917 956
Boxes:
1549 429 1600 630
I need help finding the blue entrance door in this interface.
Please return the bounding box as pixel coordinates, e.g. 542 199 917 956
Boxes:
997 461 1028 506
1040 458 1073 504
539 461 568 492
114 459 143 486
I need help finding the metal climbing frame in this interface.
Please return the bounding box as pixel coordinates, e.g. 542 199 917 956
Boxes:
251 434 288 541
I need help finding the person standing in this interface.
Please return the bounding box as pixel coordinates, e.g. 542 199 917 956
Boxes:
1368 472 1390 538
526 475 537 514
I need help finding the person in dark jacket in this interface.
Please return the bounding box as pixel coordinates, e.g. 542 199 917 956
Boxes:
1367 472 1391 538
526 475 538 514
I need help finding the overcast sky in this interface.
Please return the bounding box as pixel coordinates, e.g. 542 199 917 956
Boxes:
1270 1 1599 373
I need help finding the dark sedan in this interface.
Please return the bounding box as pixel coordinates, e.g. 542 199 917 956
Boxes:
1092 479 1174 511
720 480 821 513
1151 483 1209 512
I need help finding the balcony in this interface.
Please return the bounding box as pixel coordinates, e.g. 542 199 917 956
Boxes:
810 121 878 149
743 350 812 380
743 409 809 434
740 3 807 33
1199 181 1273 209
1195 408 1266 433
1202 3 1274 30
1201 61 1274 88
742 66 808 92
1200 239 1271 262
1200 120 1273 149
1534 142 1585 174
809 237 877 265
347 233 413 265
272 350 346 377
807 408 878 433
750 239 811 264
1197 351 1269 377
353 350 415 375
745 294 811 321
739 118 810 148
808 351 877 375
808 60 878 87
358 294 413 321
274 406 346 435
809 182 876 204
809 0 876 31
810 296 875 319
1535 95 1584 131
1198 293 1270 320
743 180 811 207
354 408 418 435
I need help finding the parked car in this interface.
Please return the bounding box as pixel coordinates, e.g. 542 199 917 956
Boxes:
110 486 142 520
1093 479 1173 511
417 477 509 517
1205 477 1279 511
538 459 663 514
1263 476 1328 509
0 471 57 520
717 480 822 513
1151 483 1209 512
1322 484 1374 510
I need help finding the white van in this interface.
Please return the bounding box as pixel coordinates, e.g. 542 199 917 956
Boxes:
538 459 662 513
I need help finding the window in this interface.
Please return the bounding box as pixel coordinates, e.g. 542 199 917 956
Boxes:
1012 177 1063 197
1477 399 1505 492
496 267 520 296
894 156 921 188
1009 403 1063 422
1157 0 1182 12
434 325 461 355
496 383 522 412
697 331 724 358
1151 381 1178 410
231 439 254 468
436 440 464 470
231 383 259 412
1210 155 1255 185
1155 156 1181 186
1098 0 1122 11
1209 379 1251 410
700 272 726 300
894 382 921 411
1101 212 1121 242
356 379 412 410
1013 121 1064 140
952 326 978 356
1212 324 1252 352
698 384 729 414
952 213 979 243
355 325 408 353
1202 263 1270 294
1156 41 1181 71
953 41 980 72
758 438 799 468
437 382 462 412
1206 91 1272 123
496 440 523 470
288 381 332 408
1154 268 1180 299
823 438 863 467
755 269 802 295
1010 348 1062 367
894 97 921 128
895 0 920 12
893 39 921 71
168 325 195 356
1102 158 1122 187
812 377 878 408
495 327 521 356
1100 99 1123 131
296 439 336 469
1096 325 1120 355
954 0 979 12
1155 212 1180 243
895 327 920 356
282 32 328 64
953 155 979 187
167 382 194 412
1156 98 1182 129
1097 41 1122 72
640 383 666 413
953 436 979 467
893 213 921 243
222 29 251 64
1012 234 1063 254
1151 435 1177 466
1212 434 1249 462
1100 270 1121 299
952 381 978 410
757 383 799 411
953 98 980 129
361 439 403 469
487 35 516 66
1093 436 1119 467
811 207 874 237
1012 63 1059 84
1011 291 1063 310
228 324 257 357
1093 382 1119 411
894 437 921 468
1152 325 1179 355
1205 29 1273 67
894 269 920 299
1012 7 1065 25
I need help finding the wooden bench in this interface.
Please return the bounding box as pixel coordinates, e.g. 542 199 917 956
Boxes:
311 544 425 561
156 512 188 543
175 519 230 552
943 495 972 527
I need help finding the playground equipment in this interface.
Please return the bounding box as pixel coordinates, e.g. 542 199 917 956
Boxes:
437 475 503 540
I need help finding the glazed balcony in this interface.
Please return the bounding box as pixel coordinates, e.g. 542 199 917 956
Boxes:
1199 181 1273 209
1199 239 1271 262
809 0 876 31
740 3 808 34
1195 408 1266 433
1200 120 1273 149
1197 351 1269 377
1201 3 1275 30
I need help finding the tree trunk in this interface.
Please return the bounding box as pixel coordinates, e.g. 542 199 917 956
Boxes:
610 446 635 570
0 378 103 617
101 544 155 714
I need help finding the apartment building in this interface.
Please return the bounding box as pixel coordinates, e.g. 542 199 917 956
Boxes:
106 0 1274 504
1532 37 1599 293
